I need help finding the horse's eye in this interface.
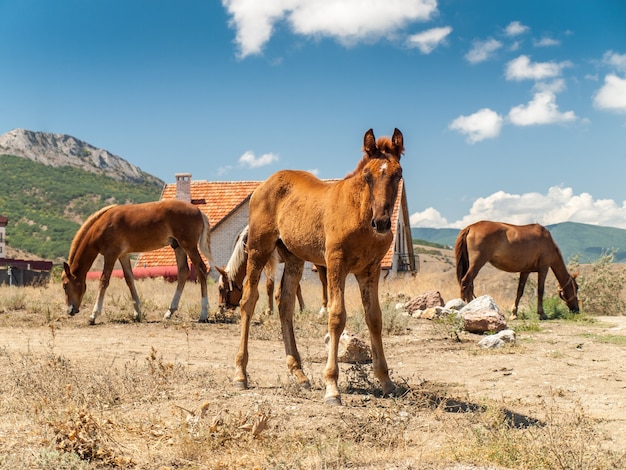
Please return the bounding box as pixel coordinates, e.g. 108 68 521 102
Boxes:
364 172 373 184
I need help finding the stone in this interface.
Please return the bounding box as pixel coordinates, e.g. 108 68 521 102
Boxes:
324 330 371 363
405 291 445 315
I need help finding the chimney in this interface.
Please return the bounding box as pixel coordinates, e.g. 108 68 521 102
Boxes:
175 173 192 203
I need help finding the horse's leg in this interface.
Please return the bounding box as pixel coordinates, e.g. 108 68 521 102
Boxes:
119 254 142 322
356 266 395 397
234 249 269 389
90 256 115 325
510 272 530 320
315 265 329 315
265 266 275 315
537 268 549 320
460 256 487 303
296 282 305 312
322 259 348 405
186 247 209 322
163 246 190 321
277 252 309 387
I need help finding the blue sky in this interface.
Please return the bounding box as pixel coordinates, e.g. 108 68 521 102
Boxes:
2 1 626 229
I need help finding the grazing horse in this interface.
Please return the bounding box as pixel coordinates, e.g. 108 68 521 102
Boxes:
454 220 579 320
216 225 328 314
62 200 212 324
235 128 404 405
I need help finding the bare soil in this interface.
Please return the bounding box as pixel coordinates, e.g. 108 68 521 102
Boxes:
1 307 625 468
1 247 625 468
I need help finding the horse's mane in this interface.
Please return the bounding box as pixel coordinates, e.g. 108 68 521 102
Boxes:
344 136 397 179
68 205 117 264
226 225 249 275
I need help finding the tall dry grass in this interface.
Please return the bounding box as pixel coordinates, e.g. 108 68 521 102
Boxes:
0 270 624 469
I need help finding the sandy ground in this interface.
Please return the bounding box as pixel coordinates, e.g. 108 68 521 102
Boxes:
2 311 625 456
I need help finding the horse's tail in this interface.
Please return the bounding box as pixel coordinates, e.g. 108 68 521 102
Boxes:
199 212 214 268
264 249 280 281
454 226 471 286
225 225 248 275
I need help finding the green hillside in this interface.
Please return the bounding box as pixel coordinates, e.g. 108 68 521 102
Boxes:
412 222 626 264
0 154 163 261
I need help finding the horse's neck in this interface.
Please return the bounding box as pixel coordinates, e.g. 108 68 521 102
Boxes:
550 254 571 285
69 242 99 279
226 241 248 286
339 177 373 222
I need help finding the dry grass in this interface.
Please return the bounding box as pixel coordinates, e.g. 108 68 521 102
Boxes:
1 260 625 469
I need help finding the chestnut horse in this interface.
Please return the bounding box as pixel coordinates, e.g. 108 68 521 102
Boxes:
235 128 404 405
454 220 579 320
62 200 212 324
216 226 303 314
216 225 328 314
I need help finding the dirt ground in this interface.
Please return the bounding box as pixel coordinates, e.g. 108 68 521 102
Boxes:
1 306 625 467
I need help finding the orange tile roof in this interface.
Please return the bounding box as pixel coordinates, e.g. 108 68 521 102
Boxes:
381 178 404 270
137 178 405 271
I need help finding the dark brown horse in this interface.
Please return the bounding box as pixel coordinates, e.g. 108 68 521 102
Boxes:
454 220 579 320
216 225 328 315
62 200 212 324
235 128 404 405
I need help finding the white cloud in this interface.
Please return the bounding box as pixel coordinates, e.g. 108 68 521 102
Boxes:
222 0 439 58
410 207 449 228
238 150 279 168
602 51 626 73
410 186 626 230
407 26 452 54
533 37 560 47
593 74 626 113
508 91 576 125
505 55 571 81
465 38 502 64
449 108 503 143
504 21 529 37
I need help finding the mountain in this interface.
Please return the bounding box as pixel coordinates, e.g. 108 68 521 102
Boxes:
412 222 626 264
0 128 162 185
0 129 164 261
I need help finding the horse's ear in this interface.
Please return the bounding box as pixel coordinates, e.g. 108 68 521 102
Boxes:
63 262 71 277
363 128 377 157
392 128 404 158
215 265 227 277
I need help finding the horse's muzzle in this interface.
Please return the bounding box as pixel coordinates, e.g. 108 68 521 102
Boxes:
371 217 392 233
67 305 79 316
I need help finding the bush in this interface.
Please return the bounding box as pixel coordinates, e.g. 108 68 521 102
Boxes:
569 252 626 316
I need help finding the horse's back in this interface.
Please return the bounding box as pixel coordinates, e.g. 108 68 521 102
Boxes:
466 220 558 271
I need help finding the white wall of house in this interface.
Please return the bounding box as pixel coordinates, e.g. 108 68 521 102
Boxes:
209 203 250 279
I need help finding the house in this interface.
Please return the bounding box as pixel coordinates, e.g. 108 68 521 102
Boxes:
0 215 53 286
136 173 416 280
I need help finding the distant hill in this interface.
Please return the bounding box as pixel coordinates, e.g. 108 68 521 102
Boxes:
0 129 164 261
412 222 626 263
0 128 161 185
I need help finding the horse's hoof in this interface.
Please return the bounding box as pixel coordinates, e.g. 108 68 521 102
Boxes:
299 380 311 391
198 317 209 324
382 383 397 398
539 314 548 321
233 380 248 390
88 319 96 326
324 395 342 406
